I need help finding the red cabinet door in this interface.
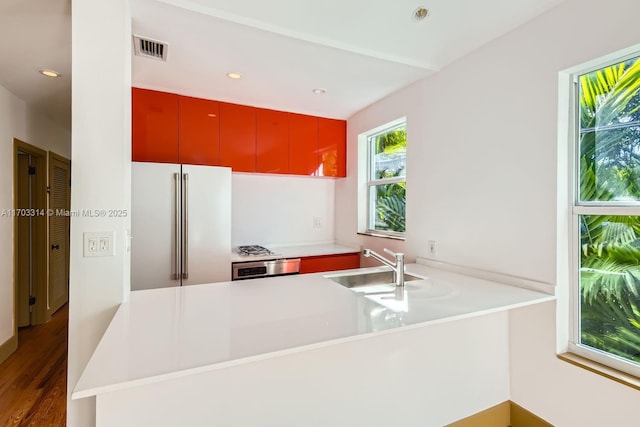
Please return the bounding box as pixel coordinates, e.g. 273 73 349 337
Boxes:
299 253 360 274
179 96 220 166
318 117 346 177
132 88 179 163
288 113 319 176
256 108 289 173
219 102 256 172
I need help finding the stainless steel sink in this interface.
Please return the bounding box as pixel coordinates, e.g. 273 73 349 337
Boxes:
326 271 423 288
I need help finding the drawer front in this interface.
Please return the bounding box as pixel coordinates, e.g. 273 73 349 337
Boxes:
300 253 360 274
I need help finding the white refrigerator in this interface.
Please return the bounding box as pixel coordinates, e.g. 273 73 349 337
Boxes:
131 162 231 290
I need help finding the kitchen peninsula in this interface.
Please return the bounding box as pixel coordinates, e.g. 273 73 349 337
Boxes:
73 261 554 427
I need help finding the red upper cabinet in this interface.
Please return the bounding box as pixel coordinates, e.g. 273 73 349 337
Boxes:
288 113 319 176
133 88 347 177
256 108 289 174
132 88 179 163
318 118 346 177
219 102 256 173
178 96 220 166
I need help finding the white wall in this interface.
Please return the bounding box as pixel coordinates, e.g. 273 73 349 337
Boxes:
67 0 131 426
0 84 71 353
510 302 639 426
338 0 640 422
232 173 336 247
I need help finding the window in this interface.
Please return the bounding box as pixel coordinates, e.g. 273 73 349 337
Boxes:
570 52 640 377
364 120 406 236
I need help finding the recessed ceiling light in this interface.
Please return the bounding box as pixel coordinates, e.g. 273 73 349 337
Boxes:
413 6 429 21
39 69 61 78
226 72 242 80
312 88 327 95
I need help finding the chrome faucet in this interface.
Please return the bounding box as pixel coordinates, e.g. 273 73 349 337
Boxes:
363 248 405 287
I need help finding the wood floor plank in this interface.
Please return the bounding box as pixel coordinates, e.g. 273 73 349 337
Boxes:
0 305 67 427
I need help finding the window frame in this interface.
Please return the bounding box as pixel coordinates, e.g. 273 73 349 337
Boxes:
362 119 407 238
568 50 640 379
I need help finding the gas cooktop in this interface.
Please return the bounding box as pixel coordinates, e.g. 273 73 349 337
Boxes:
235 245 275 256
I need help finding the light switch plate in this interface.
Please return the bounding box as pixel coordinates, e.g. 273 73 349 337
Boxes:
84 231 115 257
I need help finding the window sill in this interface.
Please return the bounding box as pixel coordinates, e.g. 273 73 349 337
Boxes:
357 232 405 241
557 352 640 391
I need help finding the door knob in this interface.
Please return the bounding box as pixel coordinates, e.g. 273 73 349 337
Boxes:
51 244 60 250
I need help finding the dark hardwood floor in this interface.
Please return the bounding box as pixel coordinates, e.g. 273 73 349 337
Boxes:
0 305 68 426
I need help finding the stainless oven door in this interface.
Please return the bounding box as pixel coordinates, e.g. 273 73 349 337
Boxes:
232 258 301 280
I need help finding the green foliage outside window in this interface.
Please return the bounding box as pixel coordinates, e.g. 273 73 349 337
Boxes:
578 56 640 364
370 127 406 233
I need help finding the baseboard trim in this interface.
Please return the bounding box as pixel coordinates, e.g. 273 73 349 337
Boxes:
445 401 510 426
0 334 18 365
510 401 554 427
446 400 553 427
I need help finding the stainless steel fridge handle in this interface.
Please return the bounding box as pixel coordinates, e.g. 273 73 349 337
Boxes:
182 173 189 280
172 172 180 280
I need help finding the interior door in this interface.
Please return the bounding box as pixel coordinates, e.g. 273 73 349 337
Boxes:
181 164 231 285
131 162 181 290
14 140 48 326
16 153 31 327
48 152 71 314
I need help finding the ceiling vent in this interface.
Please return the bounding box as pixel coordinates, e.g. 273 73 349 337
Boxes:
133 35 168 61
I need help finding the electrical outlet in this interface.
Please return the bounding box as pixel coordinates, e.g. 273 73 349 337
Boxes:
313 217 323 228
99 237 110 252
428 240 437 256
84 231 115 257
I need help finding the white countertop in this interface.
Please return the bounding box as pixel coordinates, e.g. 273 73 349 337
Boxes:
231 243 360 263
72 263 554 399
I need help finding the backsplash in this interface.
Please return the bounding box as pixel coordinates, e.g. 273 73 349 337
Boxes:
231 173 335 247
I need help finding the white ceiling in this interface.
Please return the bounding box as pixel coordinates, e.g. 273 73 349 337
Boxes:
0 0 71 128
132 0 566 119
0 0 567 128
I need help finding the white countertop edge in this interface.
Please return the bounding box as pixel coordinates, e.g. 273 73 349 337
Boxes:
416 257 556 295
71 293 555 400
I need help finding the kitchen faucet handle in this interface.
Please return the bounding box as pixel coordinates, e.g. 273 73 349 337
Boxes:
384 248 403 258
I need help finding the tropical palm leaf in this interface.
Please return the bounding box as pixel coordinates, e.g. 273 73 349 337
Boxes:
581 286 640 363
581 259 640 301
376 192 406 232
579 59 640 177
